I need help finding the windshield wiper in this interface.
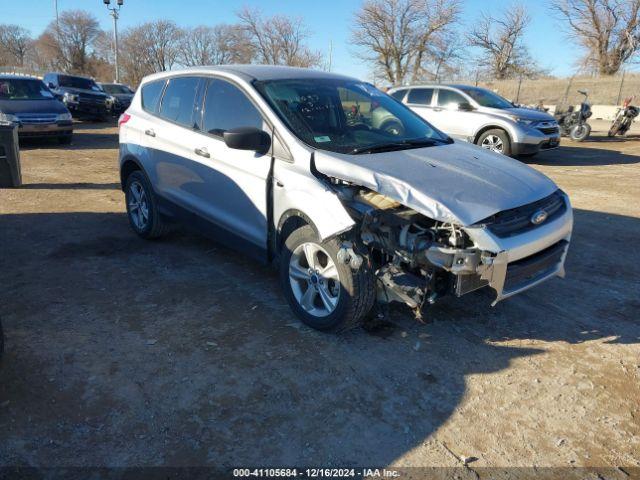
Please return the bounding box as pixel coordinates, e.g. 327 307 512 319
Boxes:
350 138 447 155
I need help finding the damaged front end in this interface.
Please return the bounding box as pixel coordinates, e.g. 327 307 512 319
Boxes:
330 180 509 317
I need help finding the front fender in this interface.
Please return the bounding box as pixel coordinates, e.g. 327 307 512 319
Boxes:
275 187 355 241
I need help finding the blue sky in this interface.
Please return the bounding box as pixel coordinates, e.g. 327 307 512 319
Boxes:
5 0 634 80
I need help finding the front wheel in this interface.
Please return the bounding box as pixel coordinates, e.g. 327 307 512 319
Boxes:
477 129 511 156
279 226 375 332
570 123 591 142
608 119 622 137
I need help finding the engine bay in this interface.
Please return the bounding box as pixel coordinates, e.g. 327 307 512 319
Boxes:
330 178 498 317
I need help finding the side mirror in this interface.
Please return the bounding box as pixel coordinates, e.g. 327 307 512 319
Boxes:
458 102 474 111
48 82 56 89
223 127 271 155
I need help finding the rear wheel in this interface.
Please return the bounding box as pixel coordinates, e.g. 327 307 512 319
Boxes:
477 129 511 155
124 170 170 239
279 226 375 332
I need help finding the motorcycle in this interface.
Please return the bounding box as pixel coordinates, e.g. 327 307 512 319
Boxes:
554 90 592 142
608 96 639 137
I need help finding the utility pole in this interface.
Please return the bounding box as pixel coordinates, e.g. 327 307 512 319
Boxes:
103 0 124 83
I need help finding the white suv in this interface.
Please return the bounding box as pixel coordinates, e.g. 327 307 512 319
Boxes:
119 66 573 332
388 84 560 157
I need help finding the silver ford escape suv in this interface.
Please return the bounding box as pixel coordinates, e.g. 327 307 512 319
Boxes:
388 84 560 157
118 66 573 332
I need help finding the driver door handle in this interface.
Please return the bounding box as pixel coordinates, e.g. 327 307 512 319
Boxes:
195 147 210 158
145 129 156 137
433 107 443 112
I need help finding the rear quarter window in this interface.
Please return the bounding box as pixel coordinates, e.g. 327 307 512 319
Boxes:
141 80 166 114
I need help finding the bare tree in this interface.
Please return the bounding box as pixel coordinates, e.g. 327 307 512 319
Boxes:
237 8 322 67
178 24 253 66
351 0 461 85
552 0 640 75
426 31 466 82
38 10 102 74
0 25 33 67
467 4 539 79
120 20 183 86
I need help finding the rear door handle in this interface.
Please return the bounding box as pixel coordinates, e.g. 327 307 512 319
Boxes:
145 129 156 137
195 147 210 158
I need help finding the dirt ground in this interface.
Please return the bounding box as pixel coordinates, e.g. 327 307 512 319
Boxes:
1 120 639 475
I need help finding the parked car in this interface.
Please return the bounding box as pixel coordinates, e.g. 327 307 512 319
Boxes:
0 74 73 144
388 84 560 157
119 66 573 332
99 82 135 116
43 72 110 121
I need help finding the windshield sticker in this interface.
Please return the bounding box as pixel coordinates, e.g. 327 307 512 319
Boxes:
355 83 384 97
314 135 331 143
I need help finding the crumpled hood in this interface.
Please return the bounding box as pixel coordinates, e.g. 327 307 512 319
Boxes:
315 141 558 226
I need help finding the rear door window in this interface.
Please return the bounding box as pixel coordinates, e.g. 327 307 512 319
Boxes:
158 77 200 127
407 88 434 105
141 80 166 114
202 78 263 136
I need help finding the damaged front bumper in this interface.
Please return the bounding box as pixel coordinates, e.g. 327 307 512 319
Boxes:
377 193 573 307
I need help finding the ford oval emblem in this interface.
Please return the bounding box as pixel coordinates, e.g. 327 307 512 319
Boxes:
531 210 548 225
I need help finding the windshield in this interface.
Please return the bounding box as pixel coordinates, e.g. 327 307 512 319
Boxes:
58 75 101 91
101 83 132 94
0 79 55 100
254 78 450 154
459 87 513 109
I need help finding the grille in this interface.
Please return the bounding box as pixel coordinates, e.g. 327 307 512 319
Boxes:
79 94 106 104
482 190 567 238
16 113 57 124
504 240 567 292
537 126 559 135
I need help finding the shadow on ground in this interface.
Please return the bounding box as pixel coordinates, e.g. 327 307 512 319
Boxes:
532 144 639 166
0 206 638 467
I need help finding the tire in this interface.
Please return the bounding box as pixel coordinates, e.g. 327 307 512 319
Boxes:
570 123 590 142
279 225 375 332
477 129 511 156
608 120 621 137
58 134 72 145
124 170 170 239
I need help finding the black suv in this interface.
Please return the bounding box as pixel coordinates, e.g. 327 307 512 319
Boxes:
0 75 73 144
43 73 110 121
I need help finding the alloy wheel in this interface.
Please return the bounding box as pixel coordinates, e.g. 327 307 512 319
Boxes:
289 242 341 317
128 180 150 230
481 134 504 153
